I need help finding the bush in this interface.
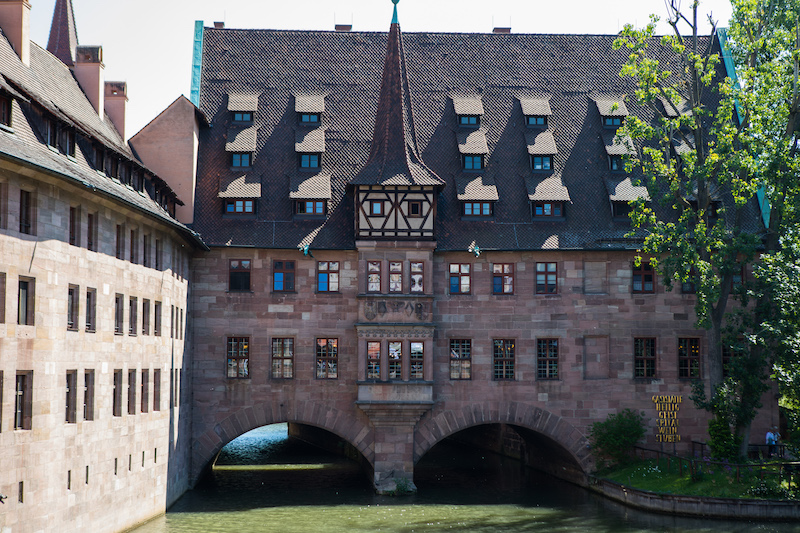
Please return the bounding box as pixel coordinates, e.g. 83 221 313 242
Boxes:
589 409 647 468
707 414 742 461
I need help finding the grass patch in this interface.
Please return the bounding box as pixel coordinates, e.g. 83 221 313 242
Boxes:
597 458 799 500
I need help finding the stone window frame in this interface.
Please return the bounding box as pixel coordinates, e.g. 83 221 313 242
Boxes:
67 284 79 331
229 259 251 292
153 301 162 336
83 370 95 421
449 263 471 294
127 369 136 415
153 369 161 412
226 337 250 379
634 337 657 378
86 212 98 251
535 262 558 294
271 337 295 379
115 223 125 259
492 339 515 381
632 260 655 294
367 261 382 293
140 369 150 414
388 341 403 380
410 262 424 293
273 260 296 293
142 299 150 336
449 339 472 380
112 369 123 417
65 370 78 424
410 341 424 381
18 276 35 326
14 371 33 430
317 261 340 293
315 338 338 380
492 263 514 295
389 261 403 293
537 338 559 380
19 188 36 235
128 296 138 336
678 337 701 379
366 340 381 380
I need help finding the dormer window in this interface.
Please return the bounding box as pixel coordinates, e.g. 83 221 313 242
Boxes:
459 115 480 127
300 153 320 169
0 94 10 127
463 155 483 171
225 199 254 214
300 113 320 124
295 200 326 215
603 116 623 128
232 152 252 168
463 201 492 216
45 118 57 148
94 147 104 171
526 116 547 127
233 111 252 123
60 128 76 157
531 155 552 171
295 93 326 126
609 155 623 172
612 201 631 220
534 201 563 217
452 96 484 129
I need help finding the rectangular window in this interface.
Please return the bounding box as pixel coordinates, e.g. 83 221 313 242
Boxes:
229 259 251 291
410 342 424 380
535 262 558 294
14 372 32 430
225 199 254 214
115 224 124 259
531 155 552 170
65 370 77 423
315 338 338 379
462 201 492 216
67 284 79 331
634 338 657 378
410 262 424 293
678 338 701 379
389 341 402 380
234 111 253 123
369 200 383 216
295 200 326 215
127 370 136 415
18 277 34 325
170 306 174 339
142 299 150 335
300 153 320 169
537 339 559 380
367 261 381 293
61 128 76 157
681 268 698 294
300 113 319 123
153 369 161 411
154 301 162 336
112 370 122 417
0 93 10 126
141 370 149 413
273 261 295 292
317 261 339 292
69 206 80 245
603 116 622 127
87 212 97 251
534 202 563 217
610 155 623 172
114 294 123 334
367 341 381 380
19 189 34 234
45 118 57 148
83 370 94 421
632 261 655 293
459 115 479 126
526 115 546 127
449 339 472 380
492 263 514 294
232 152 251 168
449 263 471 294
227 337 250 378
129 228 138 264
271 338 294 379
463 155 483 170
129 297 137 336
407 200 422 218
143 234 150 268
179 308 184 340
389 261 403 293
155 239 162 270
493 339 515 380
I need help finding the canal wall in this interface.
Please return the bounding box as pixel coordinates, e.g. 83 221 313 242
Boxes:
589 477 800 520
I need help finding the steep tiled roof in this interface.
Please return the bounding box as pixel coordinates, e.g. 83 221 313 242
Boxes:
294 93 326 113
225 126 258 152
525 130 557 155
0 31 203 248
452 96 484 116
519 98 552 116
218 174 261 198
194 26 763 251
47 0 78 66
604 176 650 202
228 93 259 112
295 128 326 153
289 172 332 199
457 130 488 154
594 97 629 116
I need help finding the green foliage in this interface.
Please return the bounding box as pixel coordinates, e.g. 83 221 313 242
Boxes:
708 415 743 460
589 409 647 468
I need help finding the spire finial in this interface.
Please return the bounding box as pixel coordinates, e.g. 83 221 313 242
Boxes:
391 0 399 25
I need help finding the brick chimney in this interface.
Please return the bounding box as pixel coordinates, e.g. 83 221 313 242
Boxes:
0 0 31 66
214 21 224 29
493 27 511 34
335 24 352 32
74 45 104 119
105 81 127 139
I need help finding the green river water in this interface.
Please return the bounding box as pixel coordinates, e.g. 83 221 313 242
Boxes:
132 424 800 533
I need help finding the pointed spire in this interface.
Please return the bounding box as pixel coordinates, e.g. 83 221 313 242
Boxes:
391 0 399 24
47 0 79 66
351 1 444 188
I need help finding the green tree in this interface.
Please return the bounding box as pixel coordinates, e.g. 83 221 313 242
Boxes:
614 0 800 455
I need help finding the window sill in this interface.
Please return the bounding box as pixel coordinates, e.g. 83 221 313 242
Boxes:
0 123 14 134
67 327 78 332
85 328 96 334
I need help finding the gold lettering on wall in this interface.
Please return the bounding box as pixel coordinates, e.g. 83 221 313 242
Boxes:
652 395 682 443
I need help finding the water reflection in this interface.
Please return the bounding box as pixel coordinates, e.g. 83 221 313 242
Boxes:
132 424 800 533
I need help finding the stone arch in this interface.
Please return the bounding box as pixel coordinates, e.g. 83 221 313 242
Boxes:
414 402 594 474
191 398 374 483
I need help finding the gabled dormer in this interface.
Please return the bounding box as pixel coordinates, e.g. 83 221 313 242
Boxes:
594 96 627 129
452 96 483 128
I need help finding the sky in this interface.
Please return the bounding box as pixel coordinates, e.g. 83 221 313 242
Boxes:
26 0 734 140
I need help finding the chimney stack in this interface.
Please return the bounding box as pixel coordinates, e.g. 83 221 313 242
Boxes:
493 27 511 34
74 46 104 119
105 82 127 139
214 21 224 29
0 0 31 66
335 24 352 32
